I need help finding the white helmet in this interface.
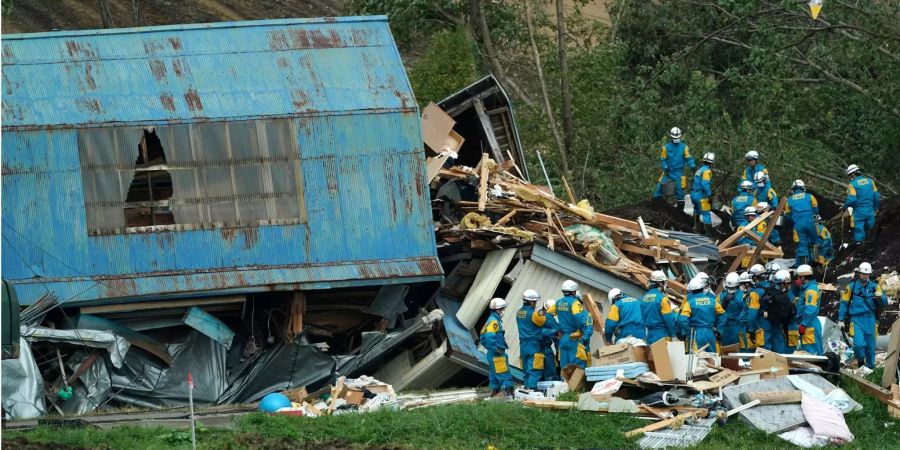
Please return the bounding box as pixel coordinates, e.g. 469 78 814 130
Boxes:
757 202 770 212
740 180 754 192
754 171 768 185
688 276 707 292
766 261 781 272
745 150 759 161
489 298 508 310
608 288 624 303
544 298 556 311
796 264 814 277
561 280 579 293
749 264 766 277
846 164 860 177
523 289 541 302
738 272 753 284
669 127 683 139
775 269 791 283
792 179 806 191
702 152 715 164
744 206 758 217
650 270 667 283
858 262 873 275
724 272 740 288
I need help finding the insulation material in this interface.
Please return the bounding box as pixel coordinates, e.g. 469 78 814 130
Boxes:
1 338 45 419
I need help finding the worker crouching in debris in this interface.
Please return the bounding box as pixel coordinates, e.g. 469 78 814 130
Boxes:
542 298 562 381
795 265 823 355
480 298 514 397
556 280 592 368
604 288 645 344
760 270 796 354
517 290 558 389
839 262 889 369
731 181 757 228
677 276 725 352
640 271 677 344
690 152 716 237
717 273 743 347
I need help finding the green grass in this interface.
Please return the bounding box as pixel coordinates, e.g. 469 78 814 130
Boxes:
5 384 900 449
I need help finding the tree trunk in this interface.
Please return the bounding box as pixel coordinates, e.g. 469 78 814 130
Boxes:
472 0 538 110
555 0 574 181
131 0 141 27
525 0 567 190
98 0 114 28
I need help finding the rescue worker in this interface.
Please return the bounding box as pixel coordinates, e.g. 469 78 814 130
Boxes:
480 298 515 396
604 288 646 343
784 180 819 266
757 202 781 246
718 272 744 347
813 215 834 266
737 207 766 250
678 276 726 352
731 181 757 228
754 172 778 206
555 280 590 368
787 273 803 353
641 270 677 344
653 127 695 210
742 150 769 189
843 164 881 243
541 298 561 381
838 262 889 369
690 152 716 236
737 272 756 351
760 270 794 353
795 264 823 355
745 264 772 350
517 289 557 389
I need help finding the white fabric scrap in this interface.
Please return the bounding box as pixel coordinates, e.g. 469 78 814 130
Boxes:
778 427 829 448
787 374 862 413
801 394 854 444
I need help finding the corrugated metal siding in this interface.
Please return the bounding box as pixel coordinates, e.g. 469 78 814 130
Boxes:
1 18 440 306
2 17 414 129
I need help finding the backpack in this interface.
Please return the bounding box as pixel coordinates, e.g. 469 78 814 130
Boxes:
762 286 795 328
848 280 884 318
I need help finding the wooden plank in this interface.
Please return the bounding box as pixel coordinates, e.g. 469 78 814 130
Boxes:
582 294 606 345
746 196 788 269
478 153 489 212
80 295 246 314
287 292 306 340
738 390 802 405
561 176 576 204
718 245 750 257
495 209 518 226
594 213 641 231
718 210 774 249
426 153 452 183
639 238 681 247
624 412 699 438
67 351 102 386
841 369 894 403
620 243 691 263
883 318 900 388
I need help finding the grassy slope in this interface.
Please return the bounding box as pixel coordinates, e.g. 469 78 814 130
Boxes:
6 379 899 449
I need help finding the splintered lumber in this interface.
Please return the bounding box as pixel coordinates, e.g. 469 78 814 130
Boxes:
561 176 576 203
523 400 576 410
478 153 489 211
718 210 774 249
746 197 787 268
583 293 607 345
739 390 802 405
624 411 699 438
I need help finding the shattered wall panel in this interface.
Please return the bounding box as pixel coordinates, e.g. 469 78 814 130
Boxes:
0 338 45 419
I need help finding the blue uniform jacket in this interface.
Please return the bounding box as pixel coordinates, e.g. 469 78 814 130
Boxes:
731 193 757 227
718 289 744 325
839 279 887 320
678 291 726 331
517 305 553 342
480 311 508 352
660 142 695 172
555 295 589 336
785 191 819 226
604 296 644 342
691 165 712 200
755 186 778 206
742 163 769 187
844 175 880 215
798 281 821 328
640 288 676 336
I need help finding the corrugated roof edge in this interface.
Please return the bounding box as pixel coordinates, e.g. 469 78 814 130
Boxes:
3 15 390 40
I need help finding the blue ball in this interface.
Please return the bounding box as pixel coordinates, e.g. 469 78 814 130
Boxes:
259 393 292 413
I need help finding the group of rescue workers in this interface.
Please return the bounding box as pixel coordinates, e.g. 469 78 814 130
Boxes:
477 126 889 397
652 126 881 266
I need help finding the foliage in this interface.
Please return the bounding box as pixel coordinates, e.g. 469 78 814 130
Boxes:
408 28 479 107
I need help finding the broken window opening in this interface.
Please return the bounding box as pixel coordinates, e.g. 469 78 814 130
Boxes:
124 128 175 227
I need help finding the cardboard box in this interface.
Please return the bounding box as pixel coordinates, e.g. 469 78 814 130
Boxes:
595 344 647 367
751 351 789 378
650 340 688 382
343 389 365 405
561 365 586 392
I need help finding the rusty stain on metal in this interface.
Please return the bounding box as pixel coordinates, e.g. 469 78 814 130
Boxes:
289 29 311 48
276 57 289 69
268 30 290 50
84 63 97 90
159 94 175 112
149 60 167 81
65 40 97 59
323 17 337 23
143 39 165 55
291 90 309 110
351 29 369 46
77 98 101 113
168 37 183 50
172 60 186 78
184 88 203 111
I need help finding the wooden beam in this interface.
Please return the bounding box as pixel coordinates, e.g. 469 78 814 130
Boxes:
583 293 606 345
495 209 519 226
746 196 788 270
620 243 691 263
287 292 306 341
80 295 246 314
478 153 489 212
719 245 751 257
561 176 576 204
624 412 699 438
593 213 641 231
67 351 102 386
841 369 895 404
718 210 774 249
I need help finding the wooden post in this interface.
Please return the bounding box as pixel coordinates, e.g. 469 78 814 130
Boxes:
561 176 576 204
287 292 306 341
478 153 489 212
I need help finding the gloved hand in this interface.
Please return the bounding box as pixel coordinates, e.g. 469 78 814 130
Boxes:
714 330 722 342
837 321 845 330
799 325 807 335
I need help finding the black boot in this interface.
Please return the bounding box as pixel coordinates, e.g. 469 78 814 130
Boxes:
490 389 501 398
676 200 685 212
704 223 714 238
693 215 702 233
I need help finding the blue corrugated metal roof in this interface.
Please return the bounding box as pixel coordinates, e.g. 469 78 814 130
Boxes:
1 18 441 306
2 17 414 129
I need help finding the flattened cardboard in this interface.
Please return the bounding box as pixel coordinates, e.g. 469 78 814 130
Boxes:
421 103 456 155
596 344 647 367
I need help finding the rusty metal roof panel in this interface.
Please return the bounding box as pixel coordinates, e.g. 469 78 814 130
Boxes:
2 17 415 129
